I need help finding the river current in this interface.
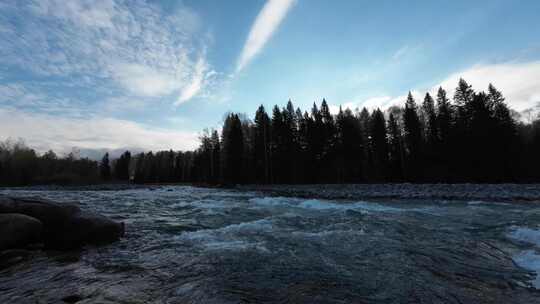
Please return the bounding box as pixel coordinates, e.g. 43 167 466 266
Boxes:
1 186 540 303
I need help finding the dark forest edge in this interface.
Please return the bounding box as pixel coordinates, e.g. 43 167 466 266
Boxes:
1 78 540 186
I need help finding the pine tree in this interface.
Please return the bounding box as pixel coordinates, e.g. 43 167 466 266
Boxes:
487 83 505 112
453 79 475 179
283 100 298 182
453 78 475 133
222 114 244 184
454 78 475 107
100 152 111 181
466 92 493 181
491 92 517 180
133 153 145 183
210 129 221 183
387 113 404 181
254 105 271 183
358 107 372 180
435 87 453 180
319 99 337 181
310 102 324 160
271 105 285 183
114 151 131 181
436 87 452 146
403 92 423 180
422 93 437 150
370 109 389 181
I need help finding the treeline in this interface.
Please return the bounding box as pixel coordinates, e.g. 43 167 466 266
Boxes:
2 79 540 186
132 79 540 184
0 139 132 186
0 140 100 185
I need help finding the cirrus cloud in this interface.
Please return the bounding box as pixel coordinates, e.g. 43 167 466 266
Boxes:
0 0 214 104
236 0 296 72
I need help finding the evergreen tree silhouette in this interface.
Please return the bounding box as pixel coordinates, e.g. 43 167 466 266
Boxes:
254 105 271 183
422 93 437 152
210 130 221 183
100 152 111 181
370 109 389 181
387 113 404 181
114 151 131 181
435 87 453 180
403 92 423 180
453 79 475 178
358 107 372 181
222 114 244 184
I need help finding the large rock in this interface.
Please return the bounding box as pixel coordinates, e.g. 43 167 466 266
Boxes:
47 211 125 249
0 213 43 250
0 196 80 227
0 195 124 250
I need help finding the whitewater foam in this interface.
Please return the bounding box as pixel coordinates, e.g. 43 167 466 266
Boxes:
292 229 365 238
507 227 540 289
177 219 274 252
512 250 540 288
251 196 410 213
508 227 540 247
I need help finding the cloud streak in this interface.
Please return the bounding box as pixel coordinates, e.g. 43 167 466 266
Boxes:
236 0 295 72
176 56 209 105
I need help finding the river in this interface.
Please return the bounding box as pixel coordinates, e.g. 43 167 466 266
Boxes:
1 186 540 303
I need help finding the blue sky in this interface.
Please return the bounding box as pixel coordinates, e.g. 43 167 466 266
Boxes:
1 0 539 155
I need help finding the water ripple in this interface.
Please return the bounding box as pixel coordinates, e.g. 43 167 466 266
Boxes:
1 186 540 303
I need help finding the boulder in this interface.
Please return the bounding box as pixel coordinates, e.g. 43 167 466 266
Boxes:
0 196 80 227
0 195 124 250
47 211 125 249
0 213 43 250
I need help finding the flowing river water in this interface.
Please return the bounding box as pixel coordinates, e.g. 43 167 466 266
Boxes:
1 186 540 303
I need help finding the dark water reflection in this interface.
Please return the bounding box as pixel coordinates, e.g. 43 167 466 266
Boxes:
1 186 540 303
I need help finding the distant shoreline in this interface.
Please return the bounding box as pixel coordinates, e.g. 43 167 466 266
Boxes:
237 184 540 203
2 183 540 203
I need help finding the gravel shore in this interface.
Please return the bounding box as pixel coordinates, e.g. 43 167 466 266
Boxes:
237 184 540 202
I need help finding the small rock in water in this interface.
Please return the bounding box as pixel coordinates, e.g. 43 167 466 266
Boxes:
61 295 83 303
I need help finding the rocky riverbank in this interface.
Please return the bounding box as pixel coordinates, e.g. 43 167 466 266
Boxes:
237 183 540 202
0 195 124 268
0 183 151 192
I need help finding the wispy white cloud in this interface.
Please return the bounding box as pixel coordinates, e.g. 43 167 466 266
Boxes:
30 0 116 28
390 44 423 62
236 0 295 72
0 83 92 117
0 108 199 154
111 63 180 97
177 56 209 105
392 45 410 61
0 0 213 104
